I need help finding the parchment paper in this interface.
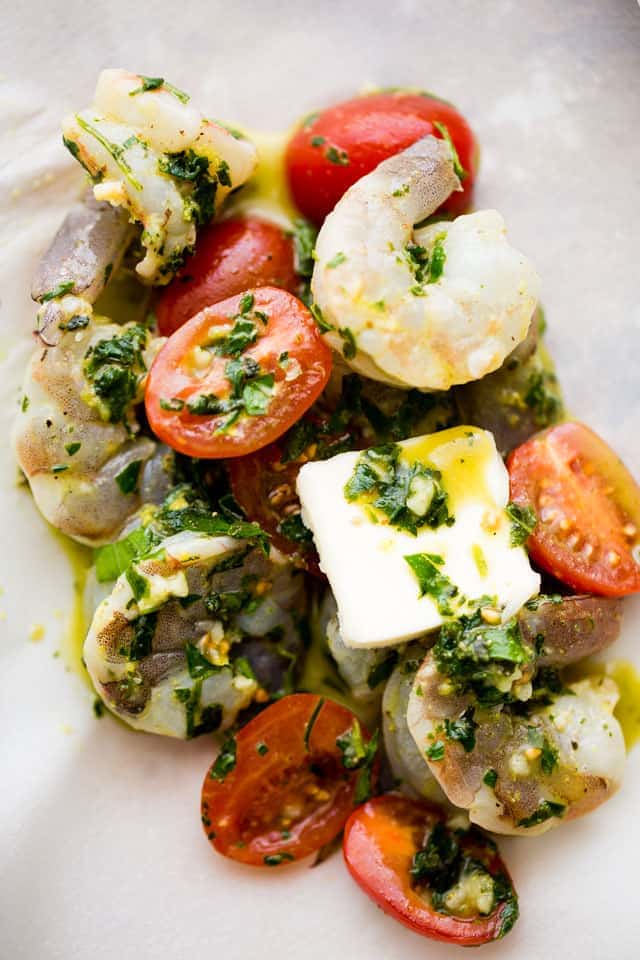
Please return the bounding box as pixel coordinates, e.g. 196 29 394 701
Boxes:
1 2 639 958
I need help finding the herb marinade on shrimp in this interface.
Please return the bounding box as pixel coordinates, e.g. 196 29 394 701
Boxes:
11 71 640 948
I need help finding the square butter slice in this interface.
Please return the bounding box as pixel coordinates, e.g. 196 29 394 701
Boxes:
297 426 540 648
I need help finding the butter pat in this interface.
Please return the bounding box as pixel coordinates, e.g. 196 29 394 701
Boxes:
297 426 540 648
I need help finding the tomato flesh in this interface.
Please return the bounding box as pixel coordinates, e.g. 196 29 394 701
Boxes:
145 287 332 458
508 421 640 596
343 795 517 946
285 91 478 224
156 217 298 336
201 694 374 866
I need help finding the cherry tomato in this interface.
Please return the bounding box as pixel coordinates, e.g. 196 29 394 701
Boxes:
227 411 355 572
201 694 376 866
145 287 332 458
343 794 518 946
285 91 478 224
508 421 640 596
156 217 298 336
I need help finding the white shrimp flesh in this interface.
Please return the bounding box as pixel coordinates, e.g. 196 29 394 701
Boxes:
63 68 257 284
84 528 306 738
406 596 626 836
312 135 539 390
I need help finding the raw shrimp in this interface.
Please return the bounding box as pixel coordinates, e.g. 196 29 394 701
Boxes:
84 530 306 738
322 591 394 703
13 194 168 544
312 135 539 390
63 69 257 283
406 596 626 836
13 300 165 544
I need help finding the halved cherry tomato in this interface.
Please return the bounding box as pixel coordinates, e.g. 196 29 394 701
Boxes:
227 412 355 572
145 287 332 458
156 217 298 336
285 91 478 224
201 694 376 866
343 794 518 946
508 421 640 596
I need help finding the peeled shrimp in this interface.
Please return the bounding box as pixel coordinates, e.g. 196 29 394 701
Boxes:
84 531 305 738
312 135 539 390
63 69 257 283
406 597 625 836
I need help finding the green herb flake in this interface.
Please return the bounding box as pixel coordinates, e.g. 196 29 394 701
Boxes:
304 697 325 751
94 526 154 583
40 280 74 302
338 327 357 360
209 735 237 781
506 502 537 547
427 234 447 283
160 397 185 412
51 464 69 474
404 553 458 615
64 441 81 457
483 768 498 788
59 314 90 331
326 145 349 166
310 135 326 147
129 75 190 103
256 741 269 756
336 722 379 803
126 565 149 602
517 800 566 828
93 698 104 718
115 459 143 495
444 706 477 752
327 251 347 269
21 395 30 412
432 120 467 180
264 852 295 866
426 740 445 761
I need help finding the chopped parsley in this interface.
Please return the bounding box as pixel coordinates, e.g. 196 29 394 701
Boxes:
338 327 357 359
345 444 453 535
75 115 142 190
433 120 467 180
326 145 349 165
209 735 237 780
186 356 275 430
405 233 447 290
506 502 537 547
310 135 326 147
291 218 317 280
39 280 74 302
483 768 498 788
115 459 143 495
174 683 223 738
426 740 445 761
524 371 562 427
159 149 217 224
59 314 90 331
129 613 156 661
64 442 81 457
517 800 566 828
185 642 227 679
444 706 477 752
129 75 190 103
94 526 153 582
277 513 313 544
327 251 347 269
84 324 148 424
264 852 295 866
303 697 325 751
336 722 379 803
404 553 458 615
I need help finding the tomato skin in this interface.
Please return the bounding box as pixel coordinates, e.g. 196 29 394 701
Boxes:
508 422 640 596
201 694 372 866
343 795 515 946
285 91 477 224
145 287 332 459
156 217 298 336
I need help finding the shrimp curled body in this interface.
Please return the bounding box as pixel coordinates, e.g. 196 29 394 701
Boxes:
312 136 539 390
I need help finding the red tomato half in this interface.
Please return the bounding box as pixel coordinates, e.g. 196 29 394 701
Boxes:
227 411 356 572
285 91 478 224
145 287 332 458
201 694 376 866
343 795 518 946
156 217 298 336
508 421 640 596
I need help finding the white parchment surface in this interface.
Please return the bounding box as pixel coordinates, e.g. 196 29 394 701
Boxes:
1 2 639 958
